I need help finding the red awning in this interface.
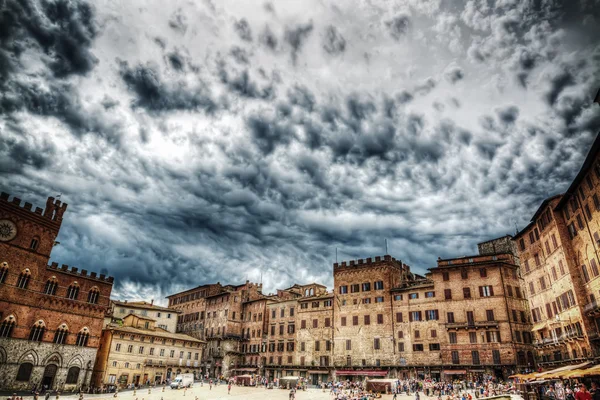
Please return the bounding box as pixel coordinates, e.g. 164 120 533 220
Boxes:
443 370 467 375
336 370 388 377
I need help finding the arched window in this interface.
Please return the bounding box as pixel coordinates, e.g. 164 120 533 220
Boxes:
44 277 58 295
124 362 130 368
0 315 16 338
0 262 8 284
16 269 31 289
87 287 100 304
53 324 68 345
29 320 45 342
65 366 80 384
76 327 89 347
29 236 40 250
66 282 79 300
16 362 34 381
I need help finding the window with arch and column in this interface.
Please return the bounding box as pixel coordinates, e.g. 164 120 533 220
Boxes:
66 282 80 300
76 328 89 347
66 366 80 384
29 320 45 342
0 315 16 338
16 362 34 381
87 287 100 304
44 277 58 295
0 262 8 284
16 269 31 289
53 324 69 345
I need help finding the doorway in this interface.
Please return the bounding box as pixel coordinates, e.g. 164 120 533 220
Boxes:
42 364 58 390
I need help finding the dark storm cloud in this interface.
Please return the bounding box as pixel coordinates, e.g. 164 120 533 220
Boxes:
119 61 218 113
0 135 56 173
166 50 185 70
545 70 574 106
217 62 275 100
4 0 600 301
246 112 296 155
1 80 122 144
234 18 253 42
444 65 464 84
496 105 519 124
284 22 314 64
259 25 278 50
386 15 410 40
287 85 316 112
230 46 249 64
0 0 98 79
322 25 346 55
414 78 436 96
396 91 413 104
168 10 187 34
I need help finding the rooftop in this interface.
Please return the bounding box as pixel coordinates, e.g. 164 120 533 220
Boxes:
112 300 180 313
106 323 205 343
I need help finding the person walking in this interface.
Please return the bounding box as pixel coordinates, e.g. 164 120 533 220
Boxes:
577 384 592 400
228 382 231 395
591 382 600 400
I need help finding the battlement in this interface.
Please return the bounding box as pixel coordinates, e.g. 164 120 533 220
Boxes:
48 262 114 284
0 192 68 226
333 254 408 271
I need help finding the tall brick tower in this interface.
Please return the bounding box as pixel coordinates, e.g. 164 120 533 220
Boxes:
0 192 113 391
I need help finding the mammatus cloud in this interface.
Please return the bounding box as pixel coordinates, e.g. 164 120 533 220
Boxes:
1 0 599 304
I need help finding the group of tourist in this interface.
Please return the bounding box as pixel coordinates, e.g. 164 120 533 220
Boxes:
534 381 600 400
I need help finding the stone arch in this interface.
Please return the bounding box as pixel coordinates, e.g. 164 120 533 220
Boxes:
0 346 7 364
18 349 39 365
42 352 63 367
66 354 84 368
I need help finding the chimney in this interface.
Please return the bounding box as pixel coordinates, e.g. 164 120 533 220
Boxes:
151 299 154 305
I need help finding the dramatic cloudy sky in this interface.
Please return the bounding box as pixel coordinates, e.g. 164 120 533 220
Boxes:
1 0 600 304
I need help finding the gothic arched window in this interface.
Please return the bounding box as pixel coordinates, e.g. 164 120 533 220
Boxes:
76 327 89 347
29 320 46 342
53 324 68 345
16 269 31 289
44 277 58 295
66 282 80 300
0 315 16 338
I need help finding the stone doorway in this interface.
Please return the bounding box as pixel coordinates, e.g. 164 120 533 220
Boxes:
42 364 58 390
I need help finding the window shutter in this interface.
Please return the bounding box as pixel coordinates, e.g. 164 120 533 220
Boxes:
479 286 483 297
418 311 422 321
489 286 494 296
409 313 413 322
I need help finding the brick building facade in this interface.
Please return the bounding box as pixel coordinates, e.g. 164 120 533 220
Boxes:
514 133 600 367
91 314 204 388
167 251 534 382
166 281 265 378
0 193 113 391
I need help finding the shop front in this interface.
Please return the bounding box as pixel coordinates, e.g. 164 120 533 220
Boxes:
335 370 388 382
308 370 330 386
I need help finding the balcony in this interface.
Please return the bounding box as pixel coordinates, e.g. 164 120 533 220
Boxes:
533 331 585 347
207 350 224 358
445 321 499 330
584 301 600 315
